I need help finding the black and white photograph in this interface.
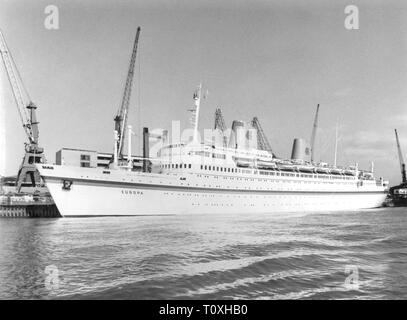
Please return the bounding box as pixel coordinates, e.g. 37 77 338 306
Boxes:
1 0 407 305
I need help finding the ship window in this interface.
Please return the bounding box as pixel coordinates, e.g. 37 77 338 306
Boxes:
189 164 191 169
80 154 91 161
201 165 203 170
217 167 219 171
209 166 212 170
205 165 207 170
80 162 90 167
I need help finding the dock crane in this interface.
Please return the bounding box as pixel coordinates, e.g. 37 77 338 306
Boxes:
395 129 406 183
214 107 228 147
113 26 141 164
0 29 45 192
251 116 275 157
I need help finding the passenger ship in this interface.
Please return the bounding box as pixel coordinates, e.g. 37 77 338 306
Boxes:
36 87 389 217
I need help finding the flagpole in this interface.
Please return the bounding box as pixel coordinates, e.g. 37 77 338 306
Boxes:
334 121 339 167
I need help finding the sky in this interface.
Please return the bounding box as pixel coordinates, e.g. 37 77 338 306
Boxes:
1 0 407 184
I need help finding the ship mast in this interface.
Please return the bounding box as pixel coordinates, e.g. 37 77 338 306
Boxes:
395 129 406 183
334 121 339 167
191 83 202 143
310 104 320 163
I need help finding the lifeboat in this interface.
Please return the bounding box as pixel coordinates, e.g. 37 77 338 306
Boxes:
233 156 253 167
257 160 277 169
330 167 344 175
236 160 250 167
234 157 252 167
279 164 297 171
296 165 315 173
344 169 356 176
316 166 330 174
363 172 374 179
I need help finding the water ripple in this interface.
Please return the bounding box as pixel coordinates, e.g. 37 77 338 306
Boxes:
1 207 407 299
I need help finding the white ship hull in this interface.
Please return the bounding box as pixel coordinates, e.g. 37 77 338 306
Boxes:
37 165 388 217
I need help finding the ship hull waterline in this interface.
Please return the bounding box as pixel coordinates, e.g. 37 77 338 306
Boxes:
39 168 387 217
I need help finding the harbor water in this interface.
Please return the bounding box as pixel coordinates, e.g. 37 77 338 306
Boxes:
0 207 407 299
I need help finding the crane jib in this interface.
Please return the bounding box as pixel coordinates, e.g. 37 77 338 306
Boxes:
114 26 141 159
0 29 41 148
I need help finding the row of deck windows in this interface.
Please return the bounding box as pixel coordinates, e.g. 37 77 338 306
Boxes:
159 163 355 180
162 164 192 169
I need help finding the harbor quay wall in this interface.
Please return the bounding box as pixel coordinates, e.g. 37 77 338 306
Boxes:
0 204 61 218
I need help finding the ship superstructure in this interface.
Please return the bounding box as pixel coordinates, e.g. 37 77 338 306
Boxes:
34 26 389 217
36 85 389 216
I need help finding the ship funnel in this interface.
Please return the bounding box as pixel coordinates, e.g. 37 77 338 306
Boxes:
228 120 246 149
291 138 307 161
